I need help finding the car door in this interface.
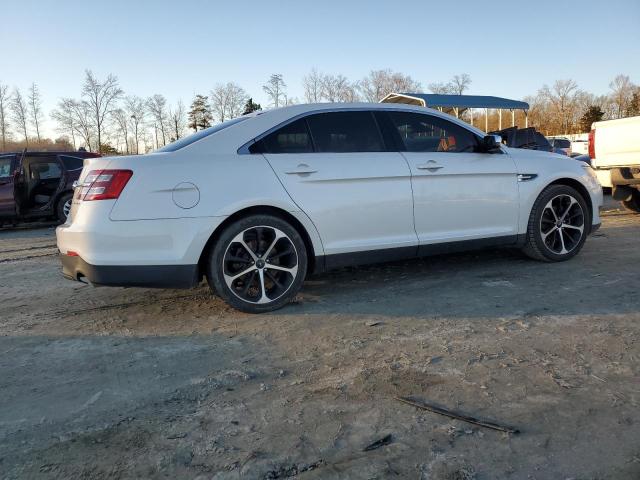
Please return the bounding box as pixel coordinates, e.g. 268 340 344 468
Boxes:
27 156 63 209
0 154 17 218
258 110 417 259
385 111 519 247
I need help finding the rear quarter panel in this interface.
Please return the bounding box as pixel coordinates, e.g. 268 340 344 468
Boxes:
107 152 299 220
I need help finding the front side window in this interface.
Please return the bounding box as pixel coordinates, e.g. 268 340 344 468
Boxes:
388 111 478 153
306 111 384 153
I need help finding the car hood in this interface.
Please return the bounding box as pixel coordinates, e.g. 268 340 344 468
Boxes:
504 146 588 176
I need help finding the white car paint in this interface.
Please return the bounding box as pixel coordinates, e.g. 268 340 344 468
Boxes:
591 115 640 169
57 102 602 286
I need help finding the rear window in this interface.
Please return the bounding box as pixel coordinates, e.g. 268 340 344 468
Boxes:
156 116 248 152
554 139 571 148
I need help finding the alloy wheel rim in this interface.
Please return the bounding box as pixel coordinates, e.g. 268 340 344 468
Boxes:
223 226 298 304
540 194 584 255
63 199 72 219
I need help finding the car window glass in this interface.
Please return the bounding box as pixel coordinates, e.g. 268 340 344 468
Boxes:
0 156 13 178
260 118 313 154
388 112 478 153
59 155 84 170
306 111 384 153
33 162 62 180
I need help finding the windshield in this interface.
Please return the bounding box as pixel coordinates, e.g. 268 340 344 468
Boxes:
155 116 249 153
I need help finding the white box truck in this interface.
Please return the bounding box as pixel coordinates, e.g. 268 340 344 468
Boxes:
589 115 640 212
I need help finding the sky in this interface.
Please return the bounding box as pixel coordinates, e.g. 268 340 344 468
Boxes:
2 0 639 138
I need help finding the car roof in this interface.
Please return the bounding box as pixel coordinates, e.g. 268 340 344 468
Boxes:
0 151 100 157
163 102 490 155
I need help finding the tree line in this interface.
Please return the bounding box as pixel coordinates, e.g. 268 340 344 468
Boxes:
0 69 638 154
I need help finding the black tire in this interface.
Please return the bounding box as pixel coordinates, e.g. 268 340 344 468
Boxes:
206 214 307 313
522 184 590 262
56 192 74 223
621 188 640 213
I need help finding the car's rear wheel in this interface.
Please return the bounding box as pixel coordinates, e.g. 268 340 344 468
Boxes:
522 185 589 262
621 188 640 213
206 214 307 313
56 193 73 223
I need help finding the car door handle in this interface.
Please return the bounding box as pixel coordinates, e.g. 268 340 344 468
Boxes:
416 161 443 172
285 164 318 176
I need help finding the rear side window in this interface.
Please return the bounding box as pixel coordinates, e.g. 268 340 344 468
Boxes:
59 155 84 171
255 118 313 154
32 161 62 179
0 155 14 178
306 111 384 153
387 112 477 153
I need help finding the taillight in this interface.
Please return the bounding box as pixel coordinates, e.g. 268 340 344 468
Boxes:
80 169 133 201
588 129 595 159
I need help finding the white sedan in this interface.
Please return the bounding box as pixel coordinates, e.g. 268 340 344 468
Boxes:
57 103 603 313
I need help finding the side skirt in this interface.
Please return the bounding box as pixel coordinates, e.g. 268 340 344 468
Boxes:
313 235 521 274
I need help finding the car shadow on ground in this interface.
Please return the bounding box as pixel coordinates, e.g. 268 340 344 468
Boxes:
278 226 639 319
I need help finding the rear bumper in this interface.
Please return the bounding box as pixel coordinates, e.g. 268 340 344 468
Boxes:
60 253 199 288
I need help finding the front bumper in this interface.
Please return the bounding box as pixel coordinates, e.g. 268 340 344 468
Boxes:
60 253 199 288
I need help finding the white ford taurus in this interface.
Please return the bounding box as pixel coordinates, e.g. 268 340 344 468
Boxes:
57 103 603 312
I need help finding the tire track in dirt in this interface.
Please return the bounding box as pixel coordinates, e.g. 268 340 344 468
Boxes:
0 245 58 263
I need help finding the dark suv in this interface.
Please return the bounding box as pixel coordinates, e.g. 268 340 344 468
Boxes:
0 151 101 225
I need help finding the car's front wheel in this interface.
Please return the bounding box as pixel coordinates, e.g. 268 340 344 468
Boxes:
522 185 590 262
206 214 307 313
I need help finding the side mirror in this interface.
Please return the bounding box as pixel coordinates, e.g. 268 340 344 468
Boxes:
482 134 502 152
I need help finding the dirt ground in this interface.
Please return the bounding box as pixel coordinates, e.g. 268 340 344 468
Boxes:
1 196 639 480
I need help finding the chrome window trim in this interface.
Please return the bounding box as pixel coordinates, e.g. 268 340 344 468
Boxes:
237 106 489 155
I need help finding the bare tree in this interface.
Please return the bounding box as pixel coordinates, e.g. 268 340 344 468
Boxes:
147 94 168 146
225 84 248 119
359 69 421 102
124 96 146 154
539 79 582 133
263 74 287 108
210 82 248 122
428 82 451 94
82 70 123 152
609 74 635 118
61 98 94 151
0 82 10 150
320 74 344 102
10 89 29 145
111 108 129 154
50 99 78 150
303 69 323 103
28 83 44 142
338 81 360 102
429 74 471 95
450 74 472 95
169 100 186 141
